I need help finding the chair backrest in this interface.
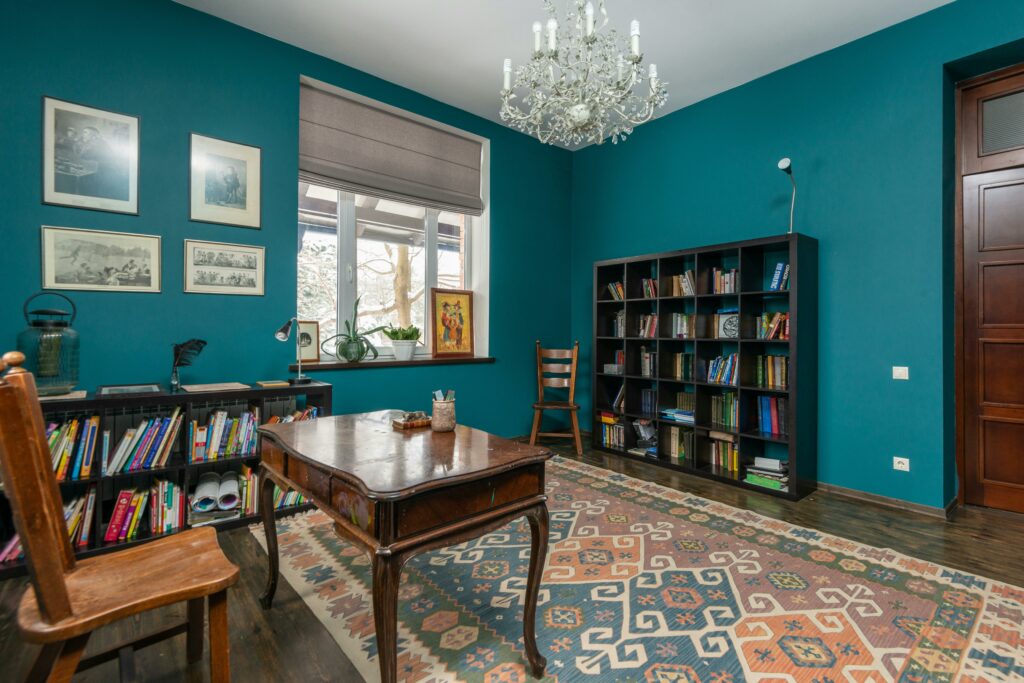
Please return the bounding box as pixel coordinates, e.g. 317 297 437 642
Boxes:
0 351 75 623
535 340 579 404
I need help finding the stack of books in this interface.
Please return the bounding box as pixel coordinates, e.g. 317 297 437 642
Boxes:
710 393 739 429
606 281 625 301
105 407 184 474
640 277 658 298
47 415 102 481
104 488 152 544
637 314 658 338
669 313 695 339
744 457 789 491
756 312 789 340
639 346 657 377
754 355 788 389
756 396 789 436
712 267 738 294
671 352 694 381
629 419 657 458
703 354 738 385
664 426 694 464
611 310 626 337
149 480 186 536
708 431 740 471
188 407 261 463
768 262 791 291
669 270 696 296
660 391 695 425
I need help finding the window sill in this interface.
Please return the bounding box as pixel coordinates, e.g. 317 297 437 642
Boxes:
290 356 495 372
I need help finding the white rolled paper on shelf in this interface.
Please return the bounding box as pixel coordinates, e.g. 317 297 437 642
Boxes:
218 472 240 511
193 472 221 512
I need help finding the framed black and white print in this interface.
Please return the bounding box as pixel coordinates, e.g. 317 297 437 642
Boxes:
189 134 261 228
184 239 264 296
41 226 160 293
43 97 139 214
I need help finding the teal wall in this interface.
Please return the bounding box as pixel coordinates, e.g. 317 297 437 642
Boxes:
0 0 572 437
571 0 1024 509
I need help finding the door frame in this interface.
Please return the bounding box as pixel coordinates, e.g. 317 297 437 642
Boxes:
954 63 1024 506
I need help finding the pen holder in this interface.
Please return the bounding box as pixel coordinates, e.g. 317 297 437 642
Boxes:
431 399 456 432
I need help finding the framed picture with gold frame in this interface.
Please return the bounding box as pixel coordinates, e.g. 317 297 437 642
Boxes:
430 288 474 358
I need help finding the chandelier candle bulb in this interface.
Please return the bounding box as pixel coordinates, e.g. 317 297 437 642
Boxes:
630 19 640 56
533 21 542 53
617 54 625 81
649 64 658 91
585 2 595 37
503 58 512 90
547 17 558 51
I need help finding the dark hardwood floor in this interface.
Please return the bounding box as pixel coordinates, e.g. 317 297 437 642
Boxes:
1 442 1022 681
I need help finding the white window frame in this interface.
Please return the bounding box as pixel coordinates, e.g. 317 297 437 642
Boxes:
299 141 489 362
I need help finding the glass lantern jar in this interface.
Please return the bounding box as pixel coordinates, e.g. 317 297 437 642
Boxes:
17 292 80 396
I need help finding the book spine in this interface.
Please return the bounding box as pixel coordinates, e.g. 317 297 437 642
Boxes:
104 490 133 542
118 493 140 542
78 486 97 549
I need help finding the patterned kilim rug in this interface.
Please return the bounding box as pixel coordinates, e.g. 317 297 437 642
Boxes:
250 456 1024 682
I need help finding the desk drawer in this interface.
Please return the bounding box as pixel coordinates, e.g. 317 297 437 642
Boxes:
394 464 543 539
287 458 330 502
261 440 284 472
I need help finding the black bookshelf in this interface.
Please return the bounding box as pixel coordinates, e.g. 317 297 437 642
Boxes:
0 381 332 579
592 233 817 500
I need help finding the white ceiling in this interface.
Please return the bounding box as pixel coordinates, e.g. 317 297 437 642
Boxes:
175 0 952 146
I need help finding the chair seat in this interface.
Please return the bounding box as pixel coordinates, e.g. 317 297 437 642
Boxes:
18 526 239 643
533 401 579 410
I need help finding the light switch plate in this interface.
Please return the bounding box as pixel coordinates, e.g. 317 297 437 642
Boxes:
892 366 909 380
893 456 910 472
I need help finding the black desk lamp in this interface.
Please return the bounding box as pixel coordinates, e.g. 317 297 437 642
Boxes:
275 317 312 385
778 157 796 234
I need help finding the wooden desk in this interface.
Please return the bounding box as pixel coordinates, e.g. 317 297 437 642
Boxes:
256 410 552 682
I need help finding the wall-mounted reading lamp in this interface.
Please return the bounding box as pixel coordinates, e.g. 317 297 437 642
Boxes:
778 157 796 234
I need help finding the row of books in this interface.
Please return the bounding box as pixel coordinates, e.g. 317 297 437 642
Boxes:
703 354 738 385
669 313 696 339
105 487 155 543
189 408 261 463
0 486 97 563
637 314 658 339
663 425 694 464
756 396 789 436
670 352 695 381
712 267 739 294
611 384 625 411
710 393 739 429
754 355 789 389
669 270 696 297
47 416 102 482
151 480 187 536
599 422 625 448
768 262 791 291
611 310 626 337
756 312 789 340
606 281 625 301
639 346 657 378
106 407 184 475
639 388 657 417
640 277 658 298
708 431 740 471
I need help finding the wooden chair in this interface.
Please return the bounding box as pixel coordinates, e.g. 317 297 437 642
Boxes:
529 341 582 455
0 351 239 683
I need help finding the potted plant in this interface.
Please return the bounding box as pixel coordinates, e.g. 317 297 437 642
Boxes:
322 297 388 363
383 324 421 361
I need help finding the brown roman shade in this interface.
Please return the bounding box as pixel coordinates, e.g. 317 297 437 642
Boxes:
299 79 484 215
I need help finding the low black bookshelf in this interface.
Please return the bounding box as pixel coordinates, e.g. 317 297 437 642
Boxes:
592 233 817 500
0 381 332 579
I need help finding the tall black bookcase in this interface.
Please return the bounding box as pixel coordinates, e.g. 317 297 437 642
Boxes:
0 381 332 579
591 233 817 499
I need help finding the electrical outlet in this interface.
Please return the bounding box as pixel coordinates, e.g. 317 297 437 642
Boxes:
893 456 910 472
892 366 909 380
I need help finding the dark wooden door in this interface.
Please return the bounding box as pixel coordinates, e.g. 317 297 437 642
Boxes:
959 69 1024 513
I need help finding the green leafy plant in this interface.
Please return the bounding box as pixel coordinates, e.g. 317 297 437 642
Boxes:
325 297 388 362
382 325 421 341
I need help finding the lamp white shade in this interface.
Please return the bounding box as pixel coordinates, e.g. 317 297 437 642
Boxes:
777 158 792 174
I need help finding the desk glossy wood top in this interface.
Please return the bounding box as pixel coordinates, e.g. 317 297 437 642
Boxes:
258 409 551 500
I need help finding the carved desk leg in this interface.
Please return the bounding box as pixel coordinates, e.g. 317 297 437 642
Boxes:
372 551 403 683
523 502 549 678
259 467 279 610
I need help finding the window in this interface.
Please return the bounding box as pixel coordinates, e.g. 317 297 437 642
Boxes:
298 181 475 359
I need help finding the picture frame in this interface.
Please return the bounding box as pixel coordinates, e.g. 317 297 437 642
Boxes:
297 320 320 362
430 288 474 358
183 239 265 296
95 383 163 398
43 97 139 214
41 226 161 293
717 313 739 339
189 133 261 228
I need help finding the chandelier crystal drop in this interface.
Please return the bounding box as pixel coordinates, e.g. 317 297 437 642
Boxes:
499 0 668 147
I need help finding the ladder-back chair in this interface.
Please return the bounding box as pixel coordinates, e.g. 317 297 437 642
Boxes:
0 351 239 682
529 340 582 455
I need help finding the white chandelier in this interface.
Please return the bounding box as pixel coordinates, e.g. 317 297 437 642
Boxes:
499 0 668 147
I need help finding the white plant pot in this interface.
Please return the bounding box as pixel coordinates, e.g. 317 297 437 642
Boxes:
392 340 418 362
